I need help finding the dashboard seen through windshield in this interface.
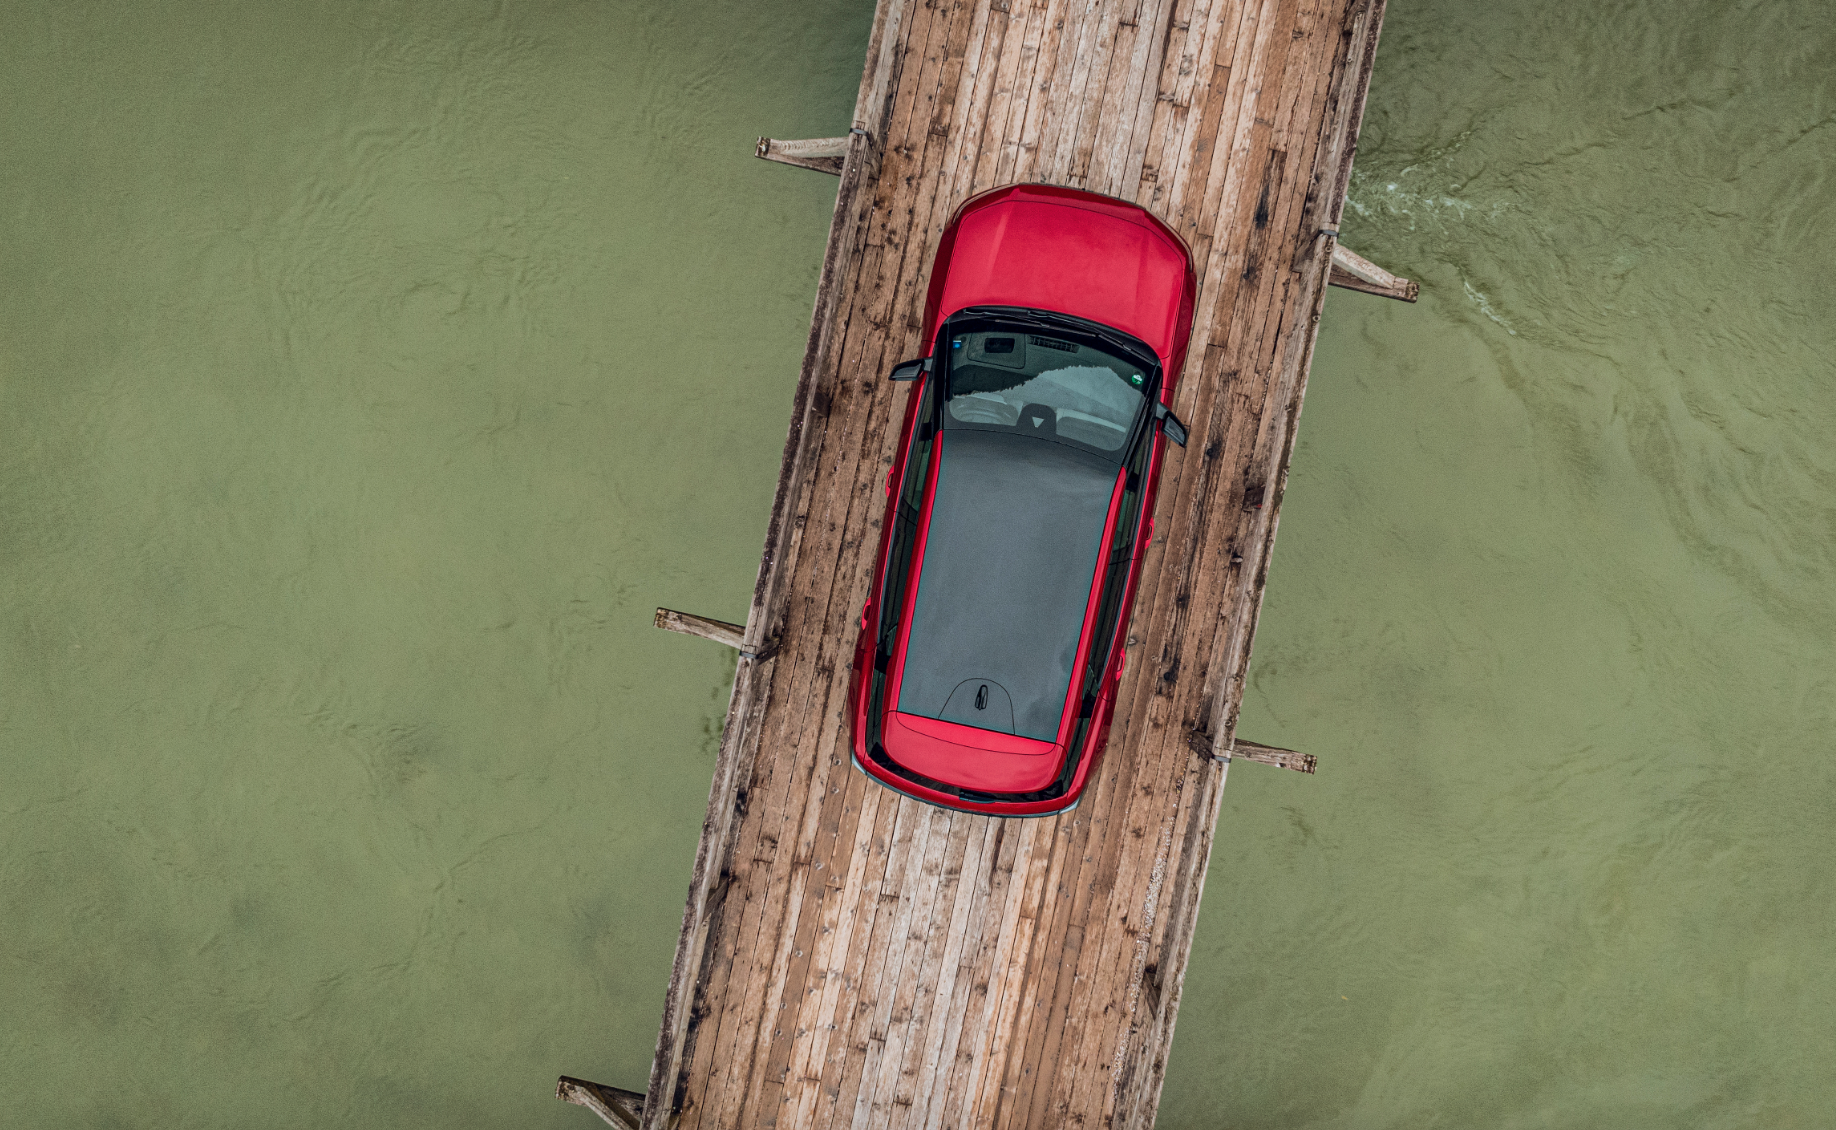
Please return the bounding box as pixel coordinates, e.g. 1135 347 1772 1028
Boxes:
942 325 1151 457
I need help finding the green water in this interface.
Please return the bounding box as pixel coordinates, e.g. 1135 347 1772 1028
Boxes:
2 0 1830 1126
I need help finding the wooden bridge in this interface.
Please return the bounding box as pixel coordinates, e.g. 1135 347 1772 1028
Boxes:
562 0 1404 1125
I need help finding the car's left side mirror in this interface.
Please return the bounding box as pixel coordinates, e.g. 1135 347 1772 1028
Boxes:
889 356 931 382
1155 401 1188 447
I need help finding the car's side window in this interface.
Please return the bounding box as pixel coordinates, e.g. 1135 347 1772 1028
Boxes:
876 375 939 663
1094 434 1150 662
1066 419 1154 748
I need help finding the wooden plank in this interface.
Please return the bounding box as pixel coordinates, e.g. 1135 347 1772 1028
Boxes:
1008 0 1077 185
1183 727 1316 772
848 807 943 1127
777 782 885 1129
623 0 1393 1125
990 0 1057 188
653 608 746 651
1328 239 1395 285
970 818 1061 1125
1328 262 1418 301
931 818 1025 1124
964 0 1027 192
825 799 927 1130
757 136 851 175
1232 738 1318 772
1087 0 1173 196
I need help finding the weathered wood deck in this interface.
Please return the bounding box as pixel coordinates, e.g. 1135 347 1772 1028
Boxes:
630 0 1388 1125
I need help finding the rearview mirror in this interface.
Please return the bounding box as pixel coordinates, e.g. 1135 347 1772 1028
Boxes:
1155 401 1188 447
889 357 931 382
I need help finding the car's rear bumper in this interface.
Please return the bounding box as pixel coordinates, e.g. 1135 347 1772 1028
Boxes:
847 641 1103 818
850 745 1085 819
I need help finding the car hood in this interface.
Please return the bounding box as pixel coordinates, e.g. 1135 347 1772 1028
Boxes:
928 185 1194 365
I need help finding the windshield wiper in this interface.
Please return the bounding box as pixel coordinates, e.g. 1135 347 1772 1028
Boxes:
954 305 1160 373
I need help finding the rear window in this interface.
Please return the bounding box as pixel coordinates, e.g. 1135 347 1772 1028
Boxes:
943 329 1149 456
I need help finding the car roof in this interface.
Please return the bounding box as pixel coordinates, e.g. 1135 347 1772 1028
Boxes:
894 429 1117 742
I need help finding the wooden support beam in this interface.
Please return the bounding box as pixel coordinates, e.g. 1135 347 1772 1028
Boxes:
1328 265 1419 301
1327 242 1418 302
1186 730 1318 774
556 1076 646 1130
1330 242 1401 288
653 608 744 650
1231 739 1319 774
755 136 848 175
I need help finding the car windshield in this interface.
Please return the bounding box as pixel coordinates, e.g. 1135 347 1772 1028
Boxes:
942 323 1150 457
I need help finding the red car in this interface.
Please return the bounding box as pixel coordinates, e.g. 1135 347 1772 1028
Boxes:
848 184 1197 817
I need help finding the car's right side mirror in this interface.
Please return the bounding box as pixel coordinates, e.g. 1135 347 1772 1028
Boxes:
889 357 931 382
1155 401 1188 446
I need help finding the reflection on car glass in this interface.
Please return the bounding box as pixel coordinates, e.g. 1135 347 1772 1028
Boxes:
945 330 1146 453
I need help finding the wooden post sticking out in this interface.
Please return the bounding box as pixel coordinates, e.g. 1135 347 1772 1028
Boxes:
755 136 849 175
654 608 745 649
1231 739 1319 773
1327 242 1419 302
1186 730 1318 773
556 1077 646 1130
